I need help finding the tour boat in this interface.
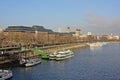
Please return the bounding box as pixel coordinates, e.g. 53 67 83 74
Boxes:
0 69 13 80
49 50 74 60
49 52 58 60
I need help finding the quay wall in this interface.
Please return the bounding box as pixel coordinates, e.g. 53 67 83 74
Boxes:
41 41 120 53
0 43 88 65
18 43 88 58
0 41 119 65
42 43 88 53
107 41 120 44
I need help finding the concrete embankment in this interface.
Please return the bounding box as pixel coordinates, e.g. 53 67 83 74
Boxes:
0 43 88 66
107 41 120 44
42 43 88 53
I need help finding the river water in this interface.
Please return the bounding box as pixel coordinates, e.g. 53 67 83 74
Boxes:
12 43 120 80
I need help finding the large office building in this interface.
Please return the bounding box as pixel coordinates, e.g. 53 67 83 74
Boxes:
4 25 53 33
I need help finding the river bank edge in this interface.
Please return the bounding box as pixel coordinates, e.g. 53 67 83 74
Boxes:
44 41 120 54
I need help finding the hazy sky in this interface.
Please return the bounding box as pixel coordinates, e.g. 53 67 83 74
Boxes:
0 0 120 35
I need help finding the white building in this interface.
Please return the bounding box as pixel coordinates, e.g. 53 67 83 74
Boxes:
58 27 62 33
113 36 119 40
87 32 92 35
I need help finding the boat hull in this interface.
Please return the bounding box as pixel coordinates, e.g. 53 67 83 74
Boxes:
55 55 74 60
25 60 41 67
0 70 13 80
20 58 41 67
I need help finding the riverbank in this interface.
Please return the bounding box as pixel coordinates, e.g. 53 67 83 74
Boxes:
0 41 120 67
0 41 119 66
107 41 120 44
0 43 88 66
0 43 87 68
41 43 88 54
43 41 120 54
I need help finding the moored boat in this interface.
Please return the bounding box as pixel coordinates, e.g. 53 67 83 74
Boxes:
41 54 49 59
88 42 104 48
31 48 49 59
49 50 74 60
20 58 41 67
49 52 57 60
0 69 13 80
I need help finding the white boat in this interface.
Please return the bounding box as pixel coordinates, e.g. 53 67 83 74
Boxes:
0 69 13 80
25 58 41 67
49 50 74 60
49 52 58 60
88 42 103 48
20 58 26 66
20 58 41 67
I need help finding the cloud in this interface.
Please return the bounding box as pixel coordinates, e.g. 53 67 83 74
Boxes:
84 13 120 35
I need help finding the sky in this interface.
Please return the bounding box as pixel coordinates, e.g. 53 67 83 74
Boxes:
0 0 120 35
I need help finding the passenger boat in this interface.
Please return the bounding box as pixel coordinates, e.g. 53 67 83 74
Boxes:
20 58 41 67
49 50 74 60
0 69 13 80
49 52 57 60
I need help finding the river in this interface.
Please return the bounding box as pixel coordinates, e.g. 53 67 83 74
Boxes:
11 43 120 80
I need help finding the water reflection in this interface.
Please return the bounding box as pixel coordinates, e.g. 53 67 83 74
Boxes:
24 67 33 71
90 46 103 51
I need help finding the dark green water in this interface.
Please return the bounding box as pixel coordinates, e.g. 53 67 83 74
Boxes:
12 43 120 80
